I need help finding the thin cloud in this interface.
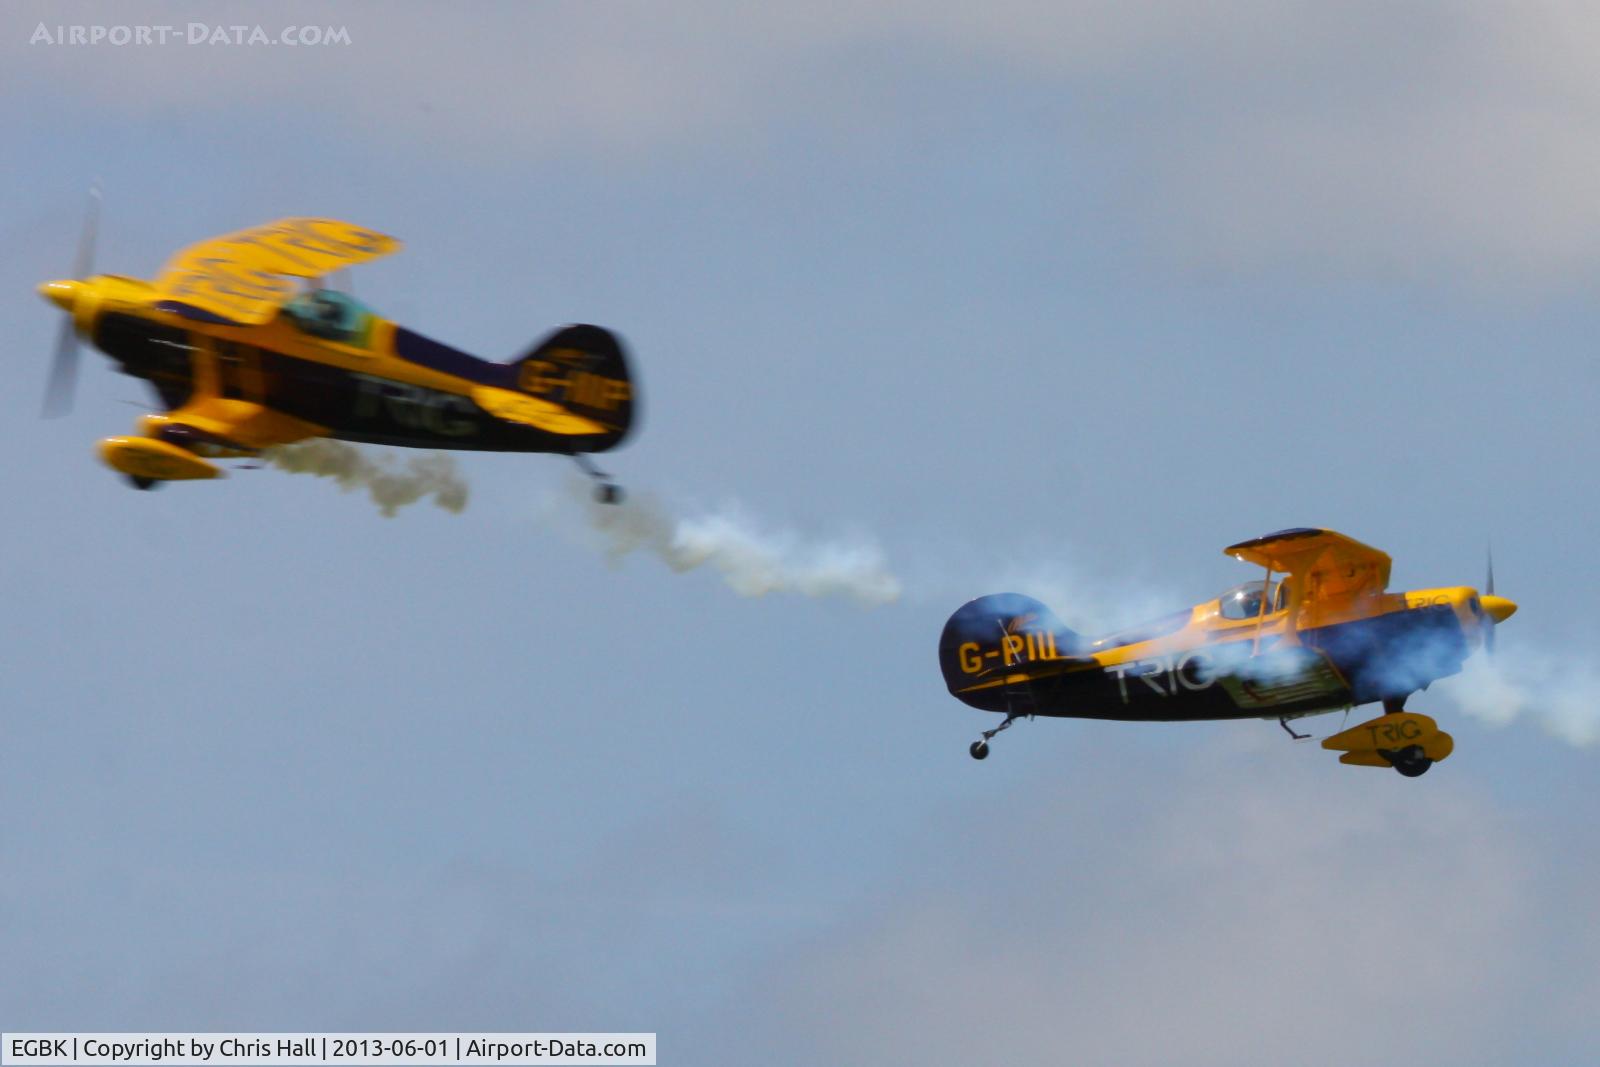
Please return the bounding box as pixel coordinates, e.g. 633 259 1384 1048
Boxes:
15 3 1600 279
741 744 1595 1066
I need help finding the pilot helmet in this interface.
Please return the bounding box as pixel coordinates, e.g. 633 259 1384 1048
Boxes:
1227 587 1263 615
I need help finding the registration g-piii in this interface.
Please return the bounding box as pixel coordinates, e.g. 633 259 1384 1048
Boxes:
939 528 1516 777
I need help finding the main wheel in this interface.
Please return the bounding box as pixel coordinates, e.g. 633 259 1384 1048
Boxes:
595 483 623 505
127 475 159 491
969 740 989 761
1391 745 1432 778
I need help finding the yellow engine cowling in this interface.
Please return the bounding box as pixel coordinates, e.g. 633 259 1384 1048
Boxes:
1321 711 1454 768
98 436 222 482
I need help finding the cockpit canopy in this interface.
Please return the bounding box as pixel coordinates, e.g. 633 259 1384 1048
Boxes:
1218 579 1284 620
282 288 375 345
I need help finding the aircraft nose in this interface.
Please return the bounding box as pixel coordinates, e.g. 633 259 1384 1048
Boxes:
1481 594 1518 623
38 279 81 312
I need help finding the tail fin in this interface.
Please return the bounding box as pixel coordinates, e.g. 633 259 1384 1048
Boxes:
939 593 1084 710
512 324 637 450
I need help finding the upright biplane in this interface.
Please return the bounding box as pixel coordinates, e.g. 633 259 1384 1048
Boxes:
39 200 636 500
939 528 1518 777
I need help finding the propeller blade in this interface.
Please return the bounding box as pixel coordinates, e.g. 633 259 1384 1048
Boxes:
41 186 101 419
1478 543 1520 658
1486 543 1495 657
42 314 79 417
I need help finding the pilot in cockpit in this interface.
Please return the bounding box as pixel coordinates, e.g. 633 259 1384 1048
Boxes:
1218 580 1280 620
308 291 344 327
283 287 368 343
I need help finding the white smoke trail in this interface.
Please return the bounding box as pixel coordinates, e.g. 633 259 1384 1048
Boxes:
557 480 901 606
263 440 469 517
1448 650 1600 747
975 558 1181 637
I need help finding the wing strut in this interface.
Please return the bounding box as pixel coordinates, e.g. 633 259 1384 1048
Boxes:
1252 566 1274 654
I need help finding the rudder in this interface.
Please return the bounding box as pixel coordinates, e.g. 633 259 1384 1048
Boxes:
512 324 637 450
939 593 1083 710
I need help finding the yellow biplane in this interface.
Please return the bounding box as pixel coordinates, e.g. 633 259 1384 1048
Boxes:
39 199 636 501
939 528 1518 777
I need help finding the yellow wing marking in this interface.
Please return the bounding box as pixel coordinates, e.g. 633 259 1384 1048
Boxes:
1225 528 1392 603
154 218 401 325
471 385 608 436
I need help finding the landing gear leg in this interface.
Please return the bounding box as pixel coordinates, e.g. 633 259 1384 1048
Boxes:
969 713 1020 760
572 453 623 505
1278 716 1310 740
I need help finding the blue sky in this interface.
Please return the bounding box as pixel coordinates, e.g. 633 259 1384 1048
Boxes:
4 3 1600 1063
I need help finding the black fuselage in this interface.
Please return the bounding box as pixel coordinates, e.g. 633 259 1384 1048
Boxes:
94 312 628 454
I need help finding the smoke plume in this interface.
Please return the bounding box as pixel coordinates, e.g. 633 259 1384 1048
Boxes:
1448 650 1600 747
264 440 469 517
558 480 901 606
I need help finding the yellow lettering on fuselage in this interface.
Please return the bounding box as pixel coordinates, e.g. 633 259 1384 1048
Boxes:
517 360 630 411
519 360 560 395
957 631 1060 674
569 371 631 411
351 372 477 437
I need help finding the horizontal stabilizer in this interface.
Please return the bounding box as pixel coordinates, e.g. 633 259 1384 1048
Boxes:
472 386 608 435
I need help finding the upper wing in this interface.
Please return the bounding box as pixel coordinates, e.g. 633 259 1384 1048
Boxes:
153 218 400 325
1224 527 1392 602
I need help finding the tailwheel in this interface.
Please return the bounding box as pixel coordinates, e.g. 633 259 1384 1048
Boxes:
968 712 1020 761
573 454 624 505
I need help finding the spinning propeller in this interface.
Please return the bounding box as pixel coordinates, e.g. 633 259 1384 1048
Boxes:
40 186 102 418
1479 543 1517 653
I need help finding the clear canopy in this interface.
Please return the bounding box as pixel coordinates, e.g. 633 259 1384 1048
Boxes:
1217 579 1283 620
282 288 374 343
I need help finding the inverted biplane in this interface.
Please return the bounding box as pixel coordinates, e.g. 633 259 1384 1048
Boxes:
38 199 636 501
939 528 1518 777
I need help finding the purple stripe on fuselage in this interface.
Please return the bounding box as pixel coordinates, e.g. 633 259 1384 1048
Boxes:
392 327 516 388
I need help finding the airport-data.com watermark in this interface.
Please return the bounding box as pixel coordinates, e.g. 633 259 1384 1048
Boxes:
30 23 351 47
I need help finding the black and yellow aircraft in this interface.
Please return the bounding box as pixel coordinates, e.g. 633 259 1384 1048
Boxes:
939 528 1518 776
38 202 636 500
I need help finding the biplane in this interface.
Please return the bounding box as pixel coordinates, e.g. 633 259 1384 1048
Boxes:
939 528 1518 776
38 200 636 501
